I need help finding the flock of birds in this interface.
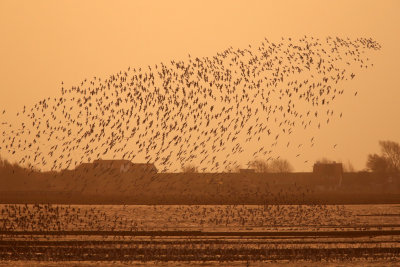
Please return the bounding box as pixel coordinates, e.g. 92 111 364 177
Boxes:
0 36 381 173
0 204 358 232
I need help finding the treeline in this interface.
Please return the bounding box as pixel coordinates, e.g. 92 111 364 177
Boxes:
181 140 400 176
0 155 40 176
182 158 353 174
366 141 400 175
181 158 293 173
1 140 400 177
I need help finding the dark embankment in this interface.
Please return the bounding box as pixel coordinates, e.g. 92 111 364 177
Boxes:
1 191 400 205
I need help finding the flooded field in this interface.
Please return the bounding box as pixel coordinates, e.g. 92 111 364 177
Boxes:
1 204 400 266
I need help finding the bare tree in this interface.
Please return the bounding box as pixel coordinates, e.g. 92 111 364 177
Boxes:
379 140 400 173
269 158 293 173
342 160 355 172
181 164 198 173
366 154 389 173
248 158 293 173
248 159 269 173
225 162 241 173
366 141 400 174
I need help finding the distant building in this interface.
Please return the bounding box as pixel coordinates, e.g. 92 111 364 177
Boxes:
313 162 343 189
239 169 256 173
75 160 157 174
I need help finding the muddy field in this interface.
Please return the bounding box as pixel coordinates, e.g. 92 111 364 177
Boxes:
1 204 400 266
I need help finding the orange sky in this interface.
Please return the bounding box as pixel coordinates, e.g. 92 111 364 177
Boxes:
0 0 399 172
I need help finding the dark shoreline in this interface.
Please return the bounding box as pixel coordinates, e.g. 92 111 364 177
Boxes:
1 191 400 205
1 246 399 262
2 230 400 237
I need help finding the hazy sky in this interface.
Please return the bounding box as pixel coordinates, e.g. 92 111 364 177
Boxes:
0 0 399 171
